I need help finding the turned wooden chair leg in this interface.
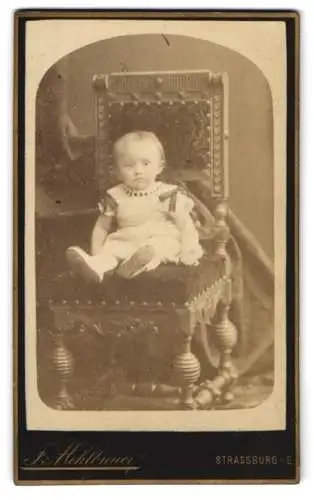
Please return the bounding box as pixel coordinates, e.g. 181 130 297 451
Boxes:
192 322 218 380
172 331 201 410
214 302 238 403
50 332 75 410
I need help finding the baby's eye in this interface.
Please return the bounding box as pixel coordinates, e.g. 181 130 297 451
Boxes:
142 159 151 166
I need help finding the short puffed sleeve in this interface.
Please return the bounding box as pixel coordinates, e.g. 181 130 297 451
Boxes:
97 192 117 217
174 190 195 216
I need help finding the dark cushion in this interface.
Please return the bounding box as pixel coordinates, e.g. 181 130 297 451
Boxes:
38 254 225 306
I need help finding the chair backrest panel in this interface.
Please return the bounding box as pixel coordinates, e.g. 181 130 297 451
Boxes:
93 70 229 200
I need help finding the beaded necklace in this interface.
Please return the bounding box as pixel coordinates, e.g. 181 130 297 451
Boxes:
122 182 161 197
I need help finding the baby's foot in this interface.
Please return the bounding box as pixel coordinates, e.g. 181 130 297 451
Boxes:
66 246 102 284
117 245 156 279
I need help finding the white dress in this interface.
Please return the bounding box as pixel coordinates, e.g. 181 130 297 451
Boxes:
97 181 204 269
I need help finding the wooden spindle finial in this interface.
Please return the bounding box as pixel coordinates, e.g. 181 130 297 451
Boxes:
92 74 108 91
214 200 228 222
155 76 163 87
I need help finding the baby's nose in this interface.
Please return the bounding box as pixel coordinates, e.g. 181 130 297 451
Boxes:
134 163 144 173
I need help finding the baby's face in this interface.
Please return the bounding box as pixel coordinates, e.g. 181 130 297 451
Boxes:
115 138 163 191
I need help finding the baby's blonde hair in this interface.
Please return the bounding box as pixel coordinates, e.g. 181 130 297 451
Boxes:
113 131 166 165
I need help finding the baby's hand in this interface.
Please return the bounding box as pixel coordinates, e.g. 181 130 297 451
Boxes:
179 250 200 266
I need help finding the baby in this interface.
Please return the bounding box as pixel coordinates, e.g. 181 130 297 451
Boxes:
66 131 204 283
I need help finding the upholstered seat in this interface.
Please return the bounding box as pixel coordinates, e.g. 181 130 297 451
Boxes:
39 253 225 305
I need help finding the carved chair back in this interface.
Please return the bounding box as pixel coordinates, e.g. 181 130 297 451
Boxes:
93 70 229 208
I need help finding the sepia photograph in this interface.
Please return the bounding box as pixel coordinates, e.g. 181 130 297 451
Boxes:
14 10 298 483
32 21 279 419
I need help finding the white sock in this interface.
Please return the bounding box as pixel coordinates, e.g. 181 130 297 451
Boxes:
89 253 119 275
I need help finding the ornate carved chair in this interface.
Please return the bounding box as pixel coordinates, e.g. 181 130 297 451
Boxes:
44 70 240 410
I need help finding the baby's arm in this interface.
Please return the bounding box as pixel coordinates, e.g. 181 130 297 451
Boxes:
90 214 113 255
91 193 117 255
171 192 203 265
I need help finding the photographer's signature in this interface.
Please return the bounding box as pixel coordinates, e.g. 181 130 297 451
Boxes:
22 442 138 470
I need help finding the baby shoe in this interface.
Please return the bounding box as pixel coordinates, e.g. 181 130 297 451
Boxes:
117 245 156 279
66 246 102 284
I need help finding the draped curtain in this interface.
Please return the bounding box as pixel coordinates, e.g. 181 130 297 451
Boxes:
36 60 95 212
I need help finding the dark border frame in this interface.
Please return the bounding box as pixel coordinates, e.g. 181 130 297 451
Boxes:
13 9 299 484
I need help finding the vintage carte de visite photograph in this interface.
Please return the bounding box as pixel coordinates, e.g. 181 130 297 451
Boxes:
14 10 299 484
